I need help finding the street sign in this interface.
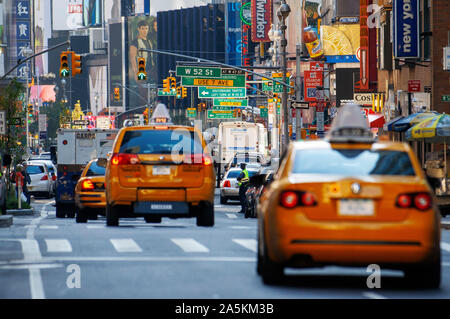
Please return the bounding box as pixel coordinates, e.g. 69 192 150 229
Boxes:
408 80 421 92
158 88 176 96
186 108 197 118
207 110 236 119
176 66 222 78
72 120 89 126
198 87 246 98
212 106 233 111
182 74 246 88
262 81 273 91
213 98 248 107
291 101 309 109
259 107 268 118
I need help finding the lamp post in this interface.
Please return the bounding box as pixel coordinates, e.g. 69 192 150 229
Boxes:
277 2 291 153
268 24 282 157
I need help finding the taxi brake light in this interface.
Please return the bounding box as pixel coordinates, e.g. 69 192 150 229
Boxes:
301 192 317 206
280 191 298 209
111 153 140 165
396 194 412 208
81 180 95 190
414 193 432 211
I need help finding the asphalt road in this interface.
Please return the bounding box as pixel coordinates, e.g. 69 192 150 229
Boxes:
1 192 450 300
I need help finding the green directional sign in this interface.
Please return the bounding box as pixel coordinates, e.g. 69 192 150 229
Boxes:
259 107 268 118
262 81 273 92
213 98 248 107
198 87 246 98
273 77 290 93
207 110 236 119
182 74 246 88
212 105 232 111
186 108 197 118
158 88 176 96
176 66 222 78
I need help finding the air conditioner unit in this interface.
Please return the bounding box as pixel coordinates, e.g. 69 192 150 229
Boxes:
89 28 106 54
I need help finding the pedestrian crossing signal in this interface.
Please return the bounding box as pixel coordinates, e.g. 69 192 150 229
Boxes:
137 58 147 81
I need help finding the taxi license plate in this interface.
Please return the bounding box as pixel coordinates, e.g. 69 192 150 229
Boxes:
338 199 374 216
152 166 170 175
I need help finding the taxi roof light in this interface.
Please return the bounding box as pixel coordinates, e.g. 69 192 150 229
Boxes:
326 103 376 144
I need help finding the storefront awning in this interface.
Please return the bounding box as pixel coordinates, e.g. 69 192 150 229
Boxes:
368 113 385 128
384 116 404 131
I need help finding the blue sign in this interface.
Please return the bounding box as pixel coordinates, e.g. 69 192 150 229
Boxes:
226 2 242 66
394 0 420 59
325 55 359 63
15 0 30 20
16 21 30 40
16 42 31 59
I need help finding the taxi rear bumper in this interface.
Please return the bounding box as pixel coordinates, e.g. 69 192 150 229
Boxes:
76 192 106 209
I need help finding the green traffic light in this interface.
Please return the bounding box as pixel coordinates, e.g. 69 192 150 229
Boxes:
60 68 70 77
137 73 147 81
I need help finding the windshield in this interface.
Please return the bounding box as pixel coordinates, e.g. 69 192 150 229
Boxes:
86 161 106 176
292 149 416 176
119 129 203 155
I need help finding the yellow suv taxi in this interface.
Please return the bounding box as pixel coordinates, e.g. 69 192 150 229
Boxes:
105 123 215 227
257 104 441 288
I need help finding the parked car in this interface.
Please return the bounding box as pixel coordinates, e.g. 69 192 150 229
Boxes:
25 162 52 198
244 171 274 218
220 167 260 204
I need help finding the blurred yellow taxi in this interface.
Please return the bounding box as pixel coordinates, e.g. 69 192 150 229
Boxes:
105 123 215 227
257 104 441 288
74 158 107 223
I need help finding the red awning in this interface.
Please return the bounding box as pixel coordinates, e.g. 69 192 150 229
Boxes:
368 113 385 128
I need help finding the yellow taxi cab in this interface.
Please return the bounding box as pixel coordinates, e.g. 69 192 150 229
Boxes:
74 158 108 223
257 104 441 288
104 109 215 227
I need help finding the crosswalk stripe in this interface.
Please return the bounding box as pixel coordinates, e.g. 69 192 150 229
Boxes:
45 239 72 253
171 238 209 253
110 239 143 253
39 225 58 230
226 213 237 219
232 239 257 252
86 225 105 229
441 242 450 252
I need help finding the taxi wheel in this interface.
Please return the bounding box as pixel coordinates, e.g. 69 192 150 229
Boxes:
76 208 88 223
106 204 119 226
259 229 284 284
404 253 441 289
196 202 214 227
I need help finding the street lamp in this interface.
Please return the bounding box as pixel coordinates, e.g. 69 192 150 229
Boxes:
277 1 290 153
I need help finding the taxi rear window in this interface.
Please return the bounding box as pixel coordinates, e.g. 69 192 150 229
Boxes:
86 161 106 176
119 129 203 155
292 149 416 176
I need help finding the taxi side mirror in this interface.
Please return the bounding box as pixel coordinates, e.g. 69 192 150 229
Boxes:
97 158 107 168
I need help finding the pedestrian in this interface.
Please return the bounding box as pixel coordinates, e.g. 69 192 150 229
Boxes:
21 162 31 204
14 164 24 201
236 163 250 214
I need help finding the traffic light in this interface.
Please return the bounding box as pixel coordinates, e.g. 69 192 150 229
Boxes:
201 102 206 111
114 87 120 101
71 52 82 77
143 108 149 124
28 104 33 114
176 87 181 99
170 77 177 92
182 87 187 98
59 51 70 78
163 77 170 93
137 58 147 81
233 109 237 118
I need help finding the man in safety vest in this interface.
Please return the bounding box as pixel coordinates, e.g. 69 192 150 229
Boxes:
237 163 250 214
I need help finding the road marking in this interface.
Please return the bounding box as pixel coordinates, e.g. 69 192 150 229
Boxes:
45 239 72 253
171 238 210 253
36 256 256 262
362 292 387 299
39 225 58 230
229 226 254 229
226 213 237 219
110 239 143 253
0 263 63 270
232 239 257 252
86 225 105 229
440 242 450 252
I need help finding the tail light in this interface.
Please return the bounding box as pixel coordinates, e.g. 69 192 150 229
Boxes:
184 154 212 166
396 192 432 211
81 180 95 191
223 180 231 188
280 190 317 208
111 153 140 165
41 175 48 181
52 175 56 181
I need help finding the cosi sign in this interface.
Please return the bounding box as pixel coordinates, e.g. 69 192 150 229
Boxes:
251 0 272 42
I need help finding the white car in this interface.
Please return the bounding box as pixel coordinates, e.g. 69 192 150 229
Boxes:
28 160 57 196
220 168 259 204
25 162 53 198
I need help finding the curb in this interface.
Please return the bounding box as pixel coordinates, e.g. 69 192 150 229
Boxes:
0 215 13 227
6 209 34 216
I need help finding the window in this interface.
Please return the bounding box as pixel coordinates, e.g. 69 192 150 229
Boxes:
86 161 106 176
26 165 45 175
292 149 416 176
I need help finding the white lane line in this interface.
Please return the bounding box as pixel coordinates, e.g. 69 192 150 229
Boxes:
39 225 58 230
171 238 210 253
45 239 72 253
226 213 237 219
86 225 105 229
232 239 257 252
229 226 253 229
110 239 143 253
362 292 387 299
440 242 450 252
37 256 256 262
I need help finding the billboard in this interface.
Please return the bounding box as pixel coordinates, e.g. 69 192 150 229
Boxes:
83 0 102 27
52 0 83 31
225 2 242 66
127 15 157 108
251 0 272 42
393 0 419 59
89 66 107 115
321 24 360 63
